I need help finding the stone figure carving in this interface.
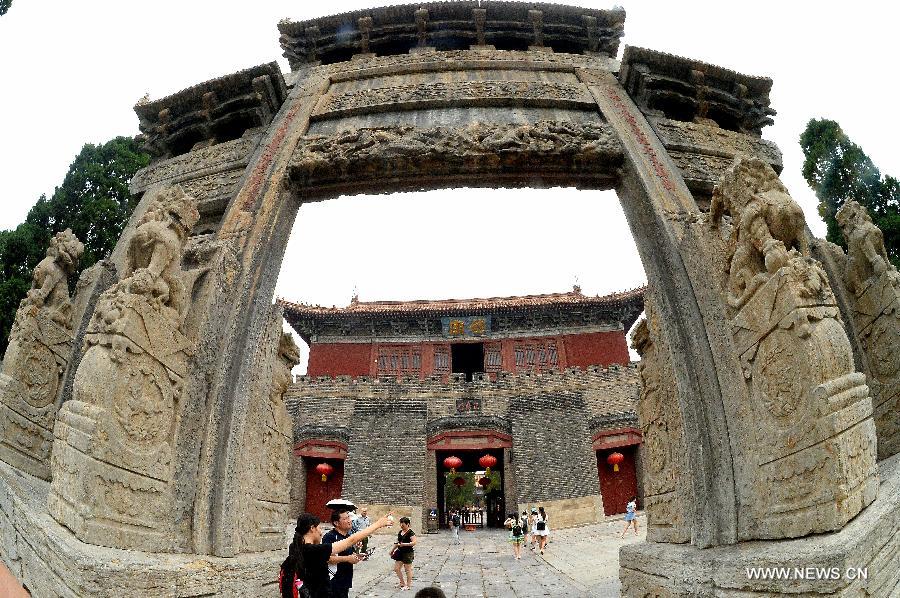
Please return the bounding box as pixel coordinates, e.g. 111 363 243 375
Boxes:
239 331 301 552
710 159 810 309
834 200 900 458
49 186 200 552
0 230 84 479
711 157 878 539
630 301 691 544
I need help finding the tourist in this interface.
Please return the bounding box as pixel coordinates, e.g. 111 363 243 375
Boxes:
450 509 461 544
521 510 531 548
621 496 639 537
323 510 360 598
533 507 549 554
539 506 550 545
279 511 393 598
414 588 447 598
528 508 539 551
391 516 417 591
350 506 371 553
503 512 526 559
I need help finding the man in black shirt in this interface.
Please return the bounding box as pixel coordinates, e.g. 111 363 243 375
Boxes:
323 510 361 598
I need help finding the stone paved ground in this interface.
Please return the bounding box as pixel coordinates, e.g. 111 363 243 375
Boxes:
348 514 646 598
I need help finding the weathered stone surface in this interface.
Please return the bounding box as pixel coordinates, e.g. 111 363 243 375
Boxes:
710 157 878 540
237 321 300 553
0 230 84 480
631 301 692 544
49 186 201 552
289 120 623 195
0 460 284 598
620 453 900 597
824 200 900 460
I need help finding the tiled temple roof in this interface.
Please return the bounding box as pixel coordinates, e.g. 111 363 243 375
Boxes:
277 285 645 318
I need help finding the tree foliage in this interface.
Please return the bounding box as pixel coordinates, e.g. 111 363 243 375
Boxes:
0 137 150 355
800 118 900 269
0 0 12 16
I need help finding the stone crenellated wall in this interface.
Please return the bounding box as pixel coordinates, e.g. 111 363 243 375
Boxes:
285 364 639 529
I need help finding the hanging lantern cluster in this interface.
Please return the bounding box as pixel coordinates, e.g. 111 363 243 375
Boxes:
315 462 334 482
478 476 491 488
606 452 624 472
478 454 497 474
443 455 463 473
453 476 467 487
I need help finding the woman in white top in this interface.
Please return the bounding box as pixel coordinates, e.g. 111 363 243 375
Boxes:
533 506 549 554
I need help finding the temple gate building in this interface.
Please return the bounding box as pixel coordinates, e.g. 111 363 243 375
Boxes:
279 286 645 530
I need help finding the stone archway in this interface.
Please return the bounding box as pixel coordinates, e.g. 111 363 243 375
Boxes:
2 3 896 596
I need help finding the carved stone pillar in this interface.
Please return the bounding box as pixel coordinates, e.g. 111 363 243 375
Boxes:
820 201 900 460
0 230 84 479
48 186 201 552
236 318 300 552
631 299 692 544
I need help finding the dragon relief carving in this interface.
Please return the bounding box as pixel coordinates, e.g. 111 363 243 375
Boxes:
0 230 84 479
833 200 900 458
48 186 201 552
290 120 622 188
317 80 593 117
710 157 877 540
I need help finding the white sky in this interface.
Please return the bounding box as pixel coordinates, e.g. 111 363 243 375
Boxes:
1 1 898 371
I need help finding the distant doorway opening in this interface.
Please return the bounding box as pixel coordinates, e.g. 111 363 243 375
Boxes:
451 342 484 381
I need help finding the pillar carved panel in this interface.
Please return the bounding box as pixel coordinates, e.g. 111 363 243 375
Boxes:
48 186 201 552
237 327 300 552
631 300 692 544
710 158 878 539
821 200 900 460
0 230 84 479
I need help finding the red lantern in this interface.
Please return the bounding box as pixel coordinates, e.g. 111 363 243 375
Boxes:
315 462 334 482
478 454 497 473
453 476 466 487
443 455 463 473
478 476 491 488
607 452 624 472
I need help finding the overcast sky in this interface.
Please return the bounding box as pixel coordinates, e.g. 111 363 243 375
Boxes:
1 1 897 370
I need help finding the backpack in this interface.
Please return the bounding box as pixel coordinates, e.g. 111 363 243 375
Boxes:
452 514 461 526
536 518 546 531
278 568 312 598
512 522 523 536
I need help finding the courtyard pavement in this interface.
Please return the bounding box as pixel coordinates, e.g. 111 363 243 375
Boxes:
348 514 645 598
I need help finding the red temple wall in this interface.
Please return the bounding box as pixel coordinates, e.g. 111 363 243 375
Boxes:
306 343 372 377
306 329 629 378
562 330 631 369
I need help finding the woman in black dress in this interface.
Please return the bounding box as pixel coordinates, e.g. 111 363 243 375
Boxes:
280 511 393 598
392 516 418 591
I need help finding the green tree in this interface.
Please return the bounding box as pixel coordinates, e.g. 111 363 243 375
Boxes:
0 0 12 16
0 137 150 355
800 119 900 269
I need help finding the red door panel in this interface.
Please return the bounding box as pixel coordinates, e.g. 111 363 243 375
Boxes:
304 458 345 522
597 446 638 516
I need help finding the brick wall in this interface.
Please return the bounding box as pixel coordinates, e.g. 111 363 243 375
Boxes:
508 390 598 504
341 398 428 506
285 365 640 518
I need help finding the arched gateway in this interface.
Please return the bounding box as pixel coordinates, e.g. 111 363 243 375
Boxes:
0 2 898 596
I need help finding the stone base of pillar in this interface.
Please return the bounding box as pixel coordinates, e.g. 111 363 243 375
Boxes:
0 460 285 598
619 454 900 597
